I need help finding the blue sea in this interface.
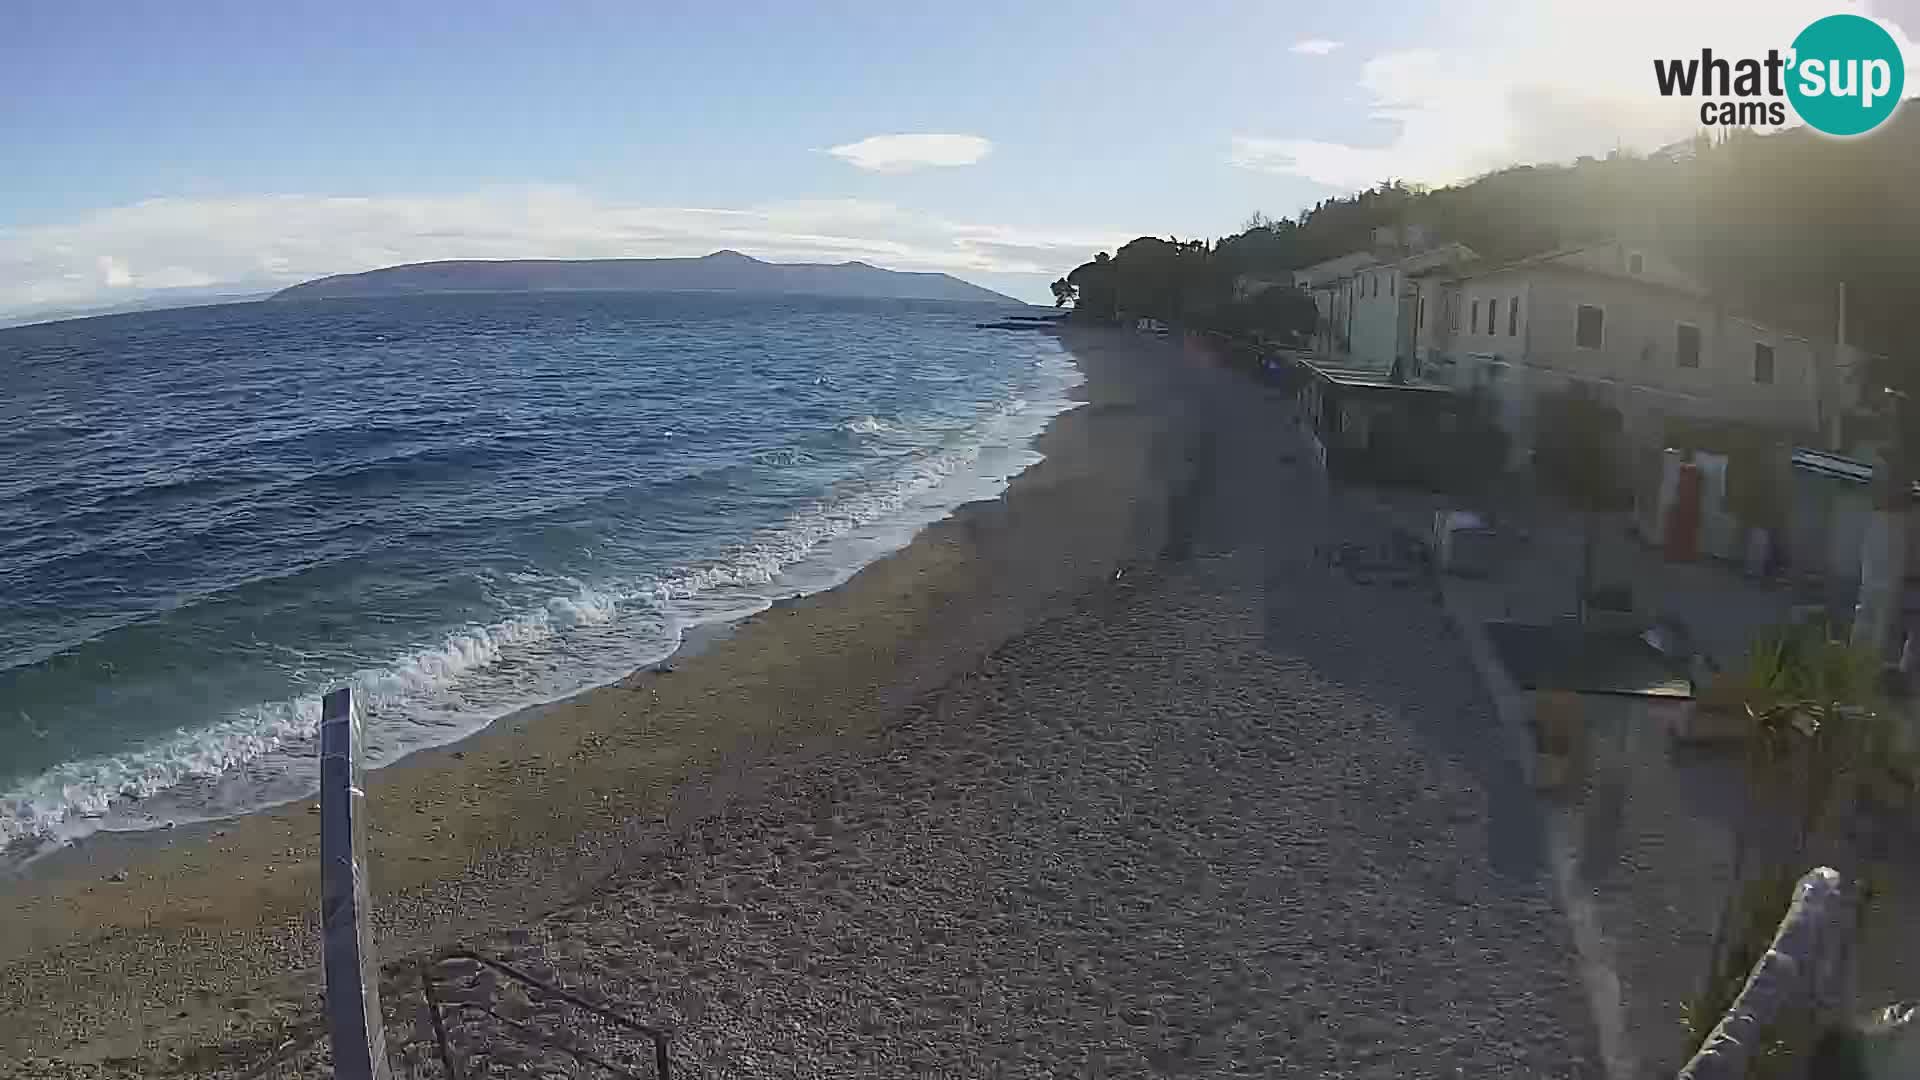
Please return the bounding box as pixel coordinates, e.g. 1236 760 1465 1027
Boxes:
0 292 1077 859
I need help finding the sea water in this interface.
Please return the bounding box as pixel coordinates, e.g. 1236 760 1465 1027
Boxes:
0 291 1078 861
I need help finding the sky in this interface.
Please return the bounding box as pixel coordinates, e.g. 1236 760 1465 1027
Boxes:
3 0 1917 315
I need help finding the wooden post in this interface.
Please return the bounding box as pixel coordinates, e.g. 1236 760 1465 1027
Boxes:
1533 690 1585 790
320 686 392 1080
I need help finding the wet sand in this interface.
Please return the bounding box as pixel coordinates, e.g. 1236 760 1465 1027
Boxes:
0 328 1196 1071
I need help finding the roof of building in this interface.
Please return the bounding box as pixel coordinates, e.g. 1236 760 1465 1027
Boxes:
1650 136 1704 163
1301 359 1456 394
1386 242 1479 278
1455 239 1709 297
1292 251 1379 287
1453 239 1825 342
1793 447 1920 496
1233 273 1295 295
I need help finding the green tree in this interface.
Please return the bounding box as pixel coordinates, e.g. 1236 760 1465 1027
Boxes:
1532 387 1631 620
1213 286 1317 340
1065 252 1117 322
1049 277 1076 308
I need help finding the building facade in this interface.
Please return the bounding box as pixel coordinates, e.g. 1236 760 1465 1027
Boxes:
1291 252 1378 356
1408 241 1820 462
1338 243 1477 373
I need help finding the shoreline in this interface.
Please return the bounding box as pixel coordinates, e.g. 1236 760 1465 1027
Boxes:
0 328 1196 1068
4 614 744 887
2 347 1080 873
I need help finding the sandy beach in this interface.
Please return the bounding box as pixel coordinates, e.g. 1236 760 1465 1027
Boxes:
0 329 1597 1077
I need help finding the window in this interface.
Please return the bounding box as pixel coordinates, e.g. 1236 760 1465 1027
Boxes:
1373 273 1379 297
1628 251 1645 275
1417 292 1425 329
1576 304 1604 349
1508 296 1519 336
1451 295 1460 331
1487 298 1499 335
1387 272 1394 297
1676 323 1701 368
1754 342 1775 384
1471 299 1480 333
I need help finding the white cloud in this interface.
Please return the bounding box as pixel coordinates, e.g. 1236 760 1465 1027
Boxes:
1289 39 1343 55
826 133 993 173
97 255 133 288
1234 0 1920 191
0 188 1128 317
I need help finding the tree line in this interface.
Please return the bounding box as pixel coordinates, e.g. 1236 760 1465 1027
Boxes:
1049 235 1318 340
1049 111 1920 376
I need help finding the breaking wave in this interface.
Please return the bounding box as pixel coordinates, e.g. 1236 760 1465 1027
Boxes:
0 349 1081 859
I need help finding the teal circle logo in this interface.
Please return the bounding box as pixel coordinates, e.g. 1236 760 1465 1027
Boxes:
1787 14 1905 136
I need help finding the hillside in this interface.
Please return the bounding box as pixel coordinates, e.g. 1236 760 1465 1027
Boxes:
272 251 1015 304
1058 110 1920 359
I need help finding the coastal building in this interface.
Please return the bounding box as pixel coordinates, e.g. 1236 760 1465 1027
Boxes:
1408 241 1821 464
1291 252 1377 356
1339 242 1477 373
1294 358 1498 489
1294 226 1464 366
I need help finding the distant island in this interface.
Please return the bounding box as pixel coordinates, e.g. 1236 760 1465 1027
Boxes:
271 250 1017 304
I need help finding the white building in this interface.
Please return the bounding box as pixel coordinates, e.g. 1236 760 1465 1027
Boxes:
1406 240 1821 462
1291 252 1378 355
1336 243 1478 373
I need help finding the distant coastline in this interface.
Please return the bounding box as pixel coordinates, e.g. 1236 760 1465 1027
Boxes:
0 291 270 332
272 250 1018 304
0 252 1021 331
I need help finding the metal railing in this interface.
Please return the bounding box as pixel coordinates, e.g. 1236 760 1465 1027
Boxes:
318 686 672 1079
419 950 671 1079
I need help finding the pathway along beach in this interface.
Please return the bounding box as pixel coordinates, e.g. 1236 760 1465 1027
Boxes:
0 329 1599 1077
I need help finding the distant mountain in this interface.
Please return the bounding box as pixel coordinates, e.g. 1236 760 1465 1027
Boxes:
271 251 1017 304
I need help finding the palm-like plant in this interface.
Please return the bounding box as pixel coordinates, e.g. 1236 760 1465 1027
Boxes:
1688 621 1892 1073
1733 622 1886 859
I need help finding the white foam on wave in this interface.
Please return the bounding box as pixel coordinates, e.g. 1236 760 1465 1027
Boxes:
0 580 639 852
836 415 895 437
0 348 1085 859
1 695 322 849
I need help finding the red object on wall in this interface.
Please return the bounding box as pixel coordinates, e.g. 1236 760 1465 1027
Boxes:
1664 462 1702 562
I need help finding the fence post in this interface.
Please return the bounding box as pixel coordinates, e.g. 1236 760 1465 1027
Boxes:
321 686 392 1080
1676 866 1855 1080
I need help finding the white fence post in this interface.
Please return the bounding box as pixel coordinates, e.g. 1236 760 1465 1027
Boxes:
1676 867 1856 1080
320 686 392 1080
